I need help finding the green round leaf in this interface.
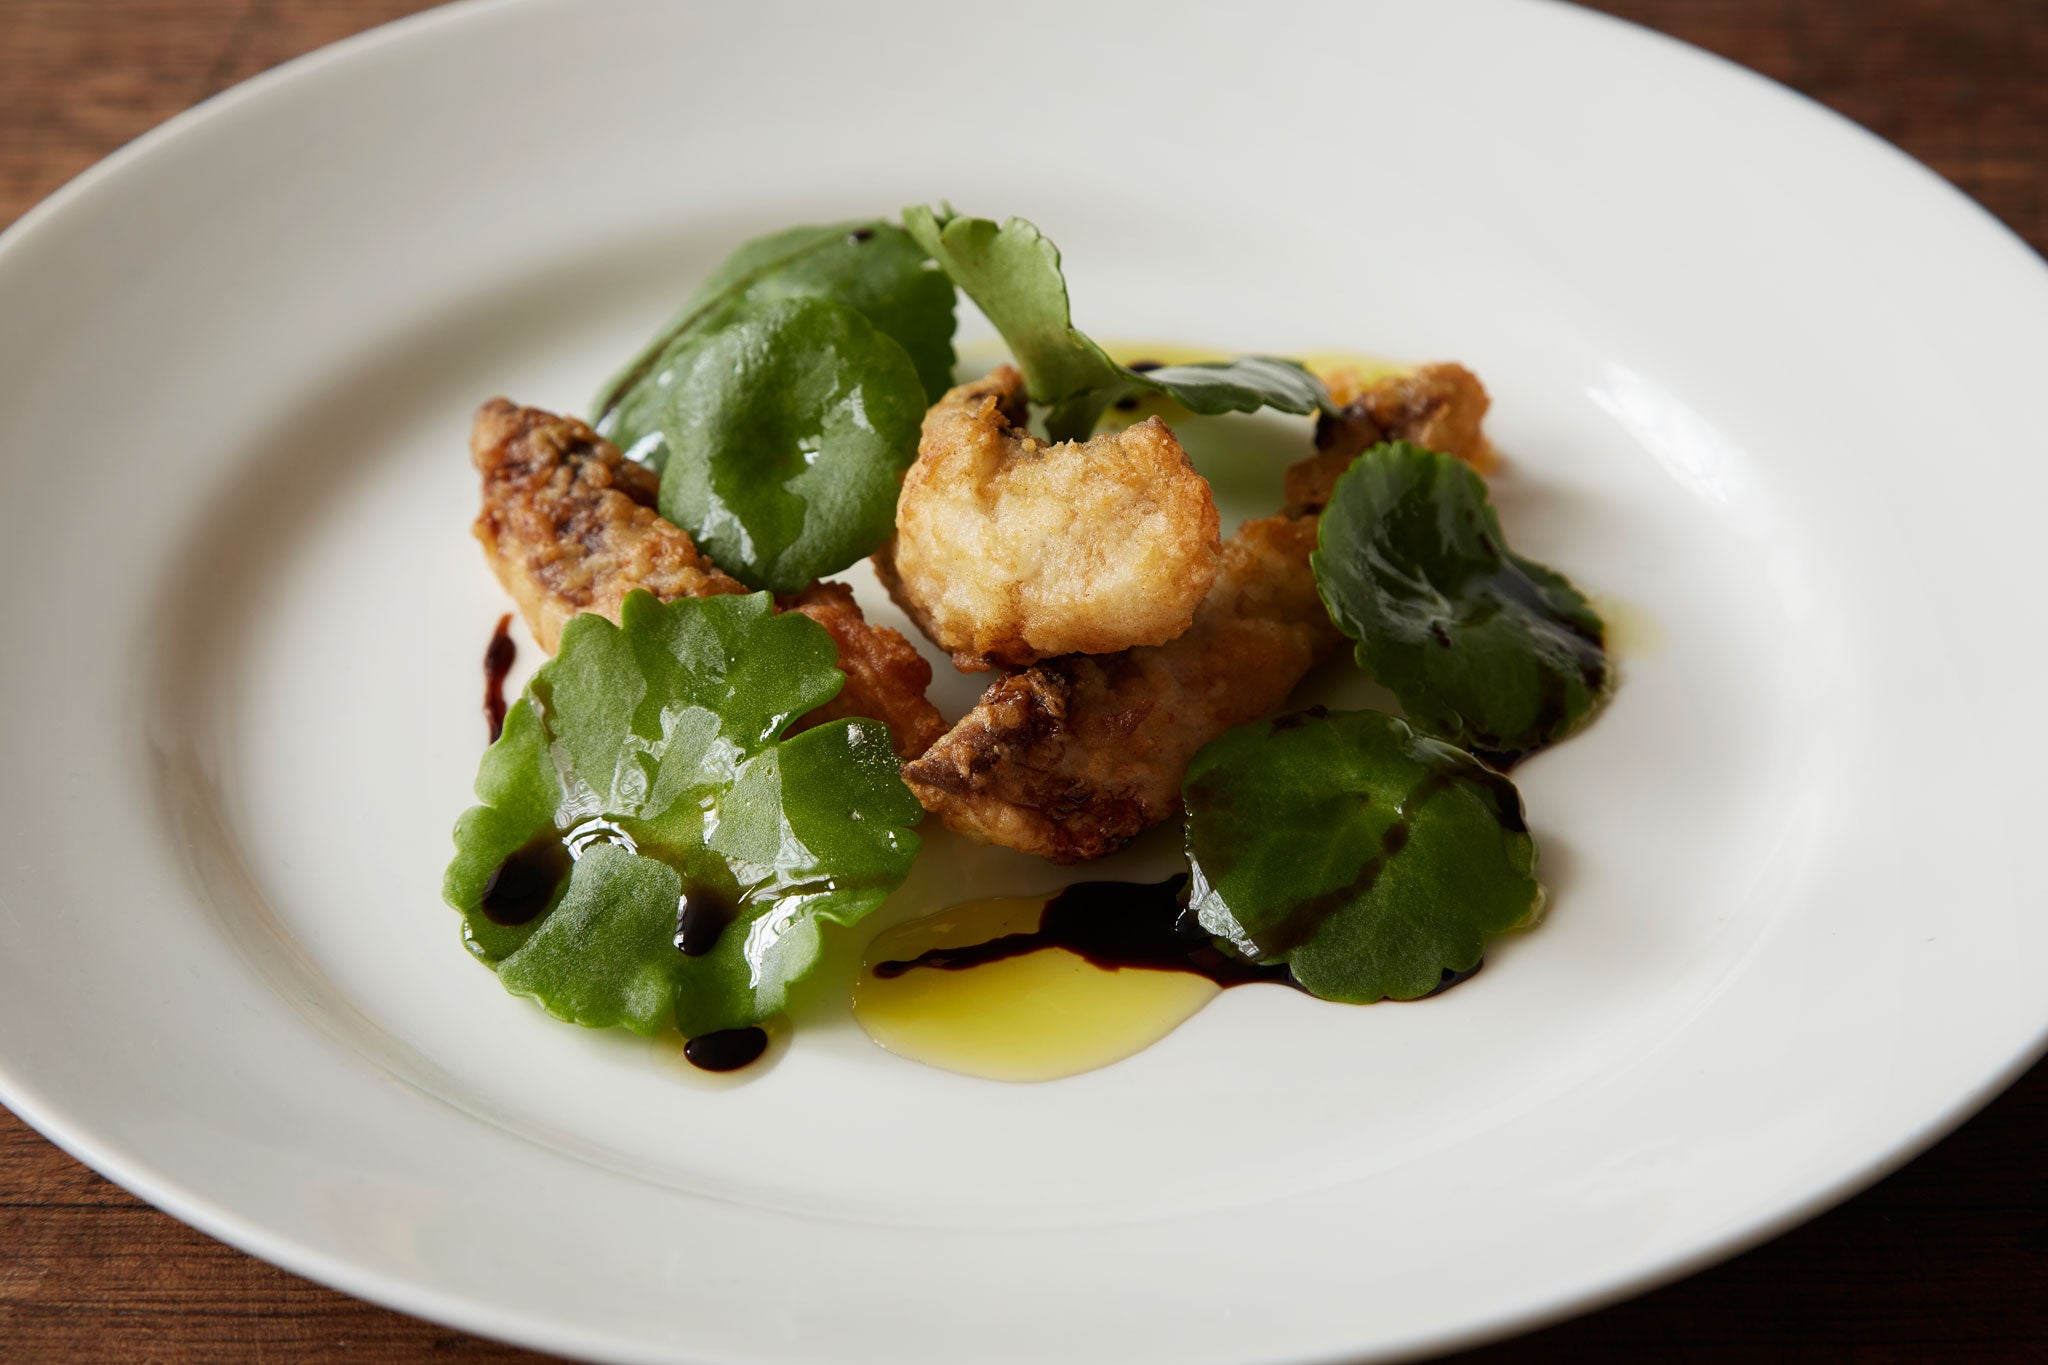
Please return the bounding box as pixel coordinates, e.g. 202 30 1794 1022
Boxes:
593 220 957 469
1311 441 1610 766
658 296 927 593
901 207 1125 420
1184 708 1542 1003
443 590 923 1037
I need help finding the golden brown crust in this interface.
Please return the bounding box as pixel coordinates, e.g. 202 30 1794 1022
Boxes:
777 581 946 759
471 398 748 653
901 511 1343 863
1286 362 1494 513
888 367 1221 671
472 399 942 759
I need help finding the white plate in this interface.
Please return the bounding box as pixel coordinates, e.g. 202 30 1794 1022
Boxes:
2 0 2045 1360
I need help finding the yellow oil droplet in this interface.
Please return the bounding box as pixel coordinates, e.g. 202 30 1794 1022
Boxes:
1590 593 1663 660
852 897 1221 1083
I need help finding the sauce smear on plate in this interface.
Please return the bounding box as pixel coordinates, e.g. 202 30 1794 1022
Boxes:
854 877 1482 1081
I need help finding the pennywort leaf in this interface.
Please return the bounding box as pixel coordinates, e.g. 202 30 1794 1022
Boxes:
903 205 1328 441
1184 708 1542 1002
1312 441 1610 766
657 296 929 594
443 590 922 1037
901 206 1124 433
592 220 957 469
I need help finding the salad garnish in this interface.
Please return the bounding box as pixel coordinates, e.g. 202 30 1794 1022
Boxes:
449 205 1616 1074
445 590 921 1038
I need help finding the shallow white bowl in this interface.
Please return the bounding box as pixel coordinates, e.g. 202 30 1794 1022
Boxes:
1 1 2044 1361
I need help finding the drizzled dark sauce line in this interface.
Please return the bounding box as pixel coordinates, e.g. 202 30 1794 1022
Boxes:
484 613 516 742
685 1027 768 1071
873 877 1477 999
876 877 1291 988
480 833 569 926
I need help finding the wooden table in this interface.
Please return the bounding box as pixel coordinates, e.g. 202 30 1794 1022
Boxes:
2 1 2043 1359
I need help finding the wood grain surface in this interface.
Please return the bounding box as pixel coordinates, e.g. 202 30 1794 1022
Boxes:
2 1 2044 1360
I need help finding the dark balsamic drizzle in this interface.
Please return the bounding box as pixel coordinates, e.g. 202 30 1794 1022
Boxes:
872 877 1477 999
1112 359 1165 412
480 833 569 926
685 1027 768 1072
875 877 1291 988
673 887 736 956
483 613 516 743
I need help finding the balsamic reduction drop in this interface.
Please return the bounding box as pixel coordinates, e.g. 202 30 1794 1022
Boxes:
479 834 569 926
673 887 736 956
684 1027 768 1072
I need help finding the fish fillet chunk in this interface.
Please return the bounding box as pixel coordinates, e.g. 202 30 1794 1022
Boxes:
471 398 943 758
884 366 1221 671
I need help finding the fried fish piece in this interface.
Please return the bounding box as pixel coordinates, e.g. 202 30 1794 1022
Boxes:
472 398 748 653
900 512 1343 862
1285 362 1493 513
472 399 943 758
902 361 1494 861
885 366 1221 672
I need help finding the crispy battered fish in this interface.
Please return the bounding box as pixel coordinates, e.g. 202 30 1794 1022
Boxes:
884 367 1221 671
472 399 943 758
901 364 1492 861
472 398 748 652
900 512 1338 861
